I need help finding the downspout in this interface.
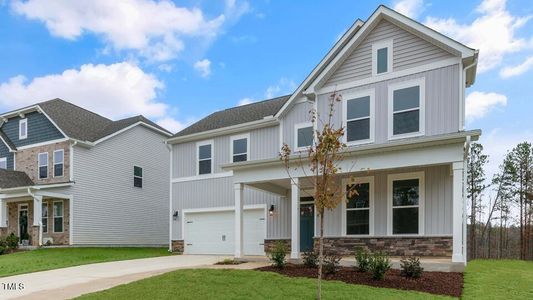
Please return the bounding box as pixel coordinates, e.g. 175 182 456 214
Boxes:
165 142 173 252
463 135 471 264
461 52 479 130
27 188 43 247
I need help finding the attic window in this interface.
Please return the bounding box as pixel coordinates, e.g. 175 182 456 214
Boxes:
19 119 28 140
372 40 393 76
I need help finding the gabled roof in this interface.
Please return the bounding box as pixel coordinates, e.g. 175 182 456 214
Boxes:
0 130 16 151
0 169 34 189
172 95 290 138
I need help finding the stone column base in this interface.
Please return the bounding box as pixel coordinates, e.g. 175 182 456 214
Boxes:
264 239 291 254
30 226 40 246
171 240 184 253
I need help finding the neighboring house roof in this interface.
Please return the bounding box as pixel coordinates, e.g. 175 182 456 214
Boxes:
0 169 34 189
0 129 16 151
173 95 290 138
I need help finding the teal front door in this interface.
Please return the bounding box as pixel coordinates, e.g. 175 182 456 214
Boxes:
300 202 314 252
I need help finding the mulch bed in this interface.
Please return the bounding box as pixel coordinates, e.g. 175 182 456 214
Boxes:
257 264 463 298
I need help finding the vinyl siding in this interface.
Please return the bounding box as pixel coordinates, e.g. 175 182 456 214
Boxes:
62 126 169 245
171 176 289 240
325 19 456 86
0 140 14 170
1 112 64 148
281 101 314 152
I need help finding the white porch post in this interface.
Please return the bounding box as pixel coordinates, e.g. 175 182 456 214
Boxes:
33 195 43 246
0 199 7 228
234 183 244 258
452 161 465 263
290 178 300 259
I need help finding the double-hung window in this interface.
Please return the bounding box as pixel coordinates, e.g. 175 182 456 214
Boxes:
294 122 313 151
53 201 64 233
42 203 48 233
343 90 374 145
231 134 249 163
197 141 213 175
388 172 424 235
388 78 425 139
0 157 6 169
343 177 374 235
134 166 143 188
38 152 48 179
53 149 64 177
19 119 28 140
372 40 392 76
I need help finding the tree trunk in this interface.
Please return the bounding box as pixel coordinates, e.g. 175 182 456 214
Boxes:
317 212 324 300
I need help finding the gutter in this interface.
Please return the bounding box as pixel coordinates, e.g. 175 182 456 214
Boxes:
0 182 74 193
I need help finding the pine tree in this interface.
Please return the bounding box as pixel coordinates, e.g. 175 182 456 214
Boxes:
467 143 488 259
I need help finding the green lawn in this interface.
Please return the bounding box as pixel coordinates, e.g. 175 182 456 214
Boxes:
77 269 450 300
0 247 171 277
463 260 533 299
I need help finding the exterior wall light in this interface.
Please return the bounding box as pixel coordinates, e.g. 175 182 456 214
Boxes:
173 210 179 221
269 205 276 216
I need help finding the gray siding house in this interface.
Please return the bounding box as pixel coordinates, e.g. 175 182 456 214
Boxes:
167 5 480 264
0 99 170 246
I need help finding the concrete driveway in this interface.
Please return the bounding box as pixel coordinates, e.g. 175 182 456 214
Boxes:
0 255 227 300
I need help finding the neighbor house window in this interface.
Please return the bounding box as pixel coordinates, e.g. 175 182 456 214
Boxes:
388 78 425 139
42 203 48 233
134 166 143 188
0 157 6 169
38 152 48 179
53 201 63 233
197 141 213 175
53 149 64 177
344 177 374 235
19 119 28 139
343 90 374 145
231 134 249 163
372 40 392 76
388 172 424 235
295 123 313 151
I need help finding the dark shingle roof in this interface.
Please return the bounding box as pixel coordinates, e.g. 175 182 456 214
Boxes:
0 169 34 189
0 130 16 150
93 115 170 141
173 95 290 137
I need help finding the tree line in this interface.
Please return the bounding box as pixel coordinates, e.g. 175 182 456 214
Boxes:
467 141 533 260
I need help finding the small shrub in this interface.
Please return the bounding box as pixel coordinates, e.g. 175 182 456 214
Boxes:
355 247 371 272
323 253 341 274
369 251 391 280
45 240 52 246
6 233 18 250
400 256 424 278
0 238 7 255
302 251 318 268
269 241 288 268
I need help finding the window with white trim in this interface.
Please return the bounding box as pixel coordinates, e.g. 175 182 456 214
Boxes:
372 40 392 76
38 152 48 179
345 179 373 235
388 78 425 139
0 157 6 169
343 90 374 144
295 123 313 151
197 141 213 175
19 119 28 140
388 172 424 235
231 134 249 163
134 166 143 188
42 203 48 233
53 201 63 233
53 149 64 177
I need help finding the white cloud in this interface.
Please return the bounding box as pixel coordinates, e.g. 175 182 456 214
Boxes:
392 0 425 18
10 0 248 62
500 56 533 78
193 59 211 78
238 97 254 106
0 62 185 131
265 77 296 99
156 117 186 133
465 91 507 122
158 64 174 72
424 0 531 73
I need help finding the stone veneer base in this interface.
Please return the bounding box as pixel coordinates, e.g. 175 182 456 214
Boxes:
171 240 184 253
264 239 291 253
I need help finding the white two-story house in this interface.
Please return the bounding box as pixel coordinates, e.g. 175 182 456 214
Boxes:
167 5 480 264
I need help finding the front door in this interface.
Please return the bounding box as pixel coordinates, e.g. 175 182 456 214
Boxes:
300 201 314 252
18 205 28 243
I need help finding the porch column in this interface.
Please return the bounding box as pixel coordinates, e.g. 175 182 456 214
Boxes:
290 178 300 259
234 183 244 258
452 162 465 263
0 199 7 228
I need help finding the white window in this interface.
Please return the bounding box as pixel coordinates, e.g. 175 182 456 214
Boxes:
342 89 375 145
388 78 425 140
0 157 6 169
294 122 313 151
19 119 28 140
387 172 425 235
42 203 48 233
230 134 249 163
372 40 393 76
342 177 374 236
134 166 143 188
38 152 48 179
53 149 64 178
53 201 64 233
197 140 213 175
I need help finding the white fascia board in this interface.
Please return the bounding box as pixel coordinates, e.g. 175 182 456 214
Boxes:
93 122 171 145
0 135 15 152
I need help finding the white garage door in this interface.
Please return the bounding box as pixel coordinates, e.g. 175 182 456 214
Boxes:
184 208 265 255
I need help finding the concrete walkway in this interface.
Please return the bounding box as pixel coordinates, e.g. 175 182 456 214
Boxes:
0 255 228 300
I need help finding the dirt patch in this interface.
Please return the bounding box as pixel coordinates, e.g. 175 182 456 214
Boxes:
257 264 463 298
215 259 246 265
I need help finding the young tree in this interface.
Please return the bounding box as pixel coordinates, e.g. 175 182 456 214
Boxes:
467 143 488 259
280 91 355 299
